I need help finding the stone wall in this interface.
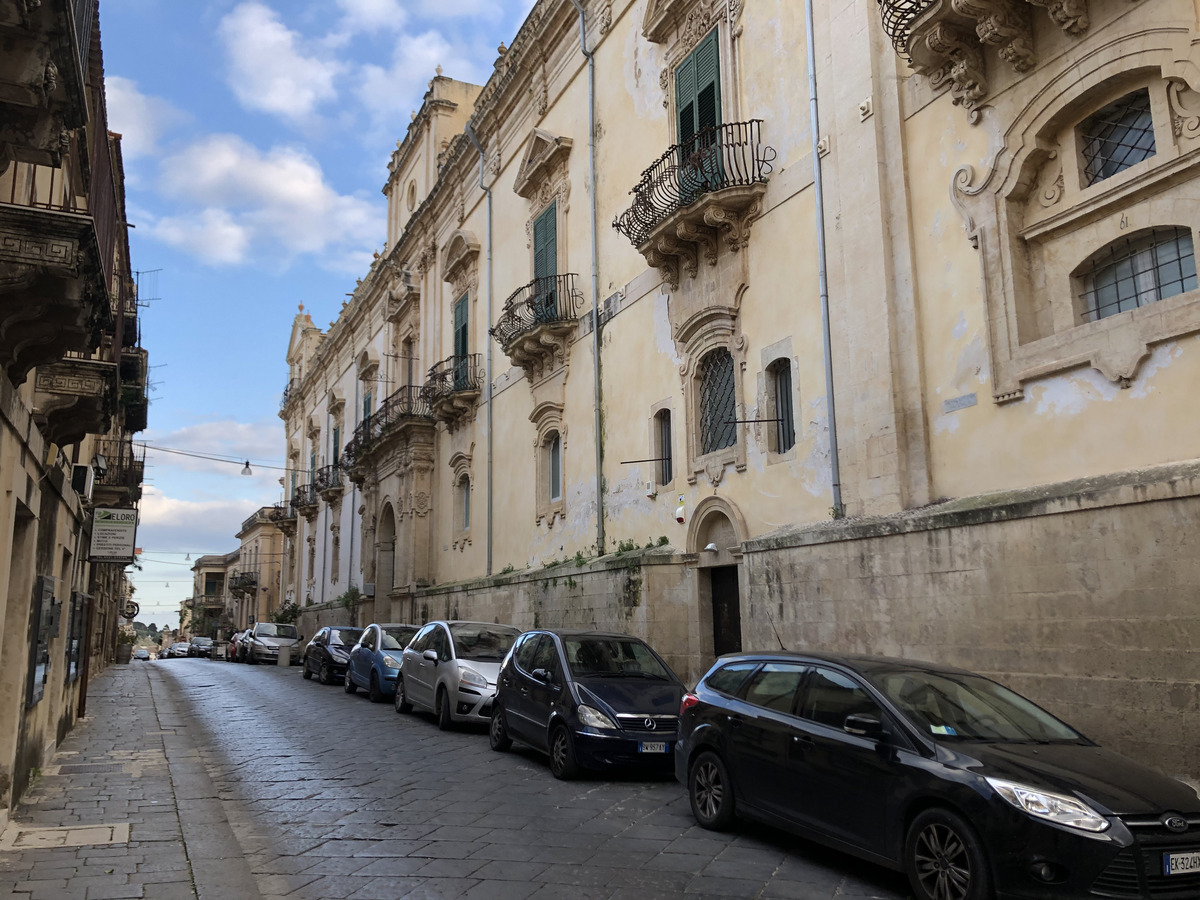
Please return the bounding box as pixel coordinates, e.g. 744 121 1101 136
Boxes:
743 461 1200 775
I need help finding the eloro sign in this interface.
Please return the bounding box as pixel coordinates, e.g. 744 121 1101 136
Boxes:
89 508 138 563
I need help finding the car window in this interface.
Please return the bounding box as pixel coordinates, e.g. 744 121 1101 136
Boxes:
429 627 451 661
799 667 882 729
742 663 807 713
565 637 674 680
382 627 415 650
330 628 362 646
449 624 519 661
361 628 377 651
704 662 758 696
513 634 542 672
529 636 559 675
409 625 433 653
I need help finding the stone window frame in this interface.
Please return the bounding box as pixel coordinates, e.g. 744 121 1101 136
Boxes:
530 401 566 526
952 45 1200 402
649 399 675 491
679 308 747 486
449 450 473 549
762 354 797 459
1072 227 1197 324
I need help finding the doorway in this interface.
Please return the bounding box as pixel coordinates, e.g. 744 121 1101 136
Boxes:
708 565 742 657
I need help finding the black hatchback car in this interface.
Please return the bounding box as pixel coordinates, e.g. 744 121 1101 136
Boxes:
676 652 1200 900
302 626 364 684
491 630 685 779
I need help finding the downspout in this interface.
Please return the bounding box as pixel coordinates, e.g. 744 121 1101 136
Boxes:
464 122 494 575
804 0 843 515
567 0 604 555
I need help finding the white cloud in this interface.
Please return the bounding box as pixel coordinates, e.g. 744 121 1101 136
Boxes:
336 0 408 33
416 0 506 17
218 2 343 122
356 30 484 133
148 134 382 269
104 75 187 159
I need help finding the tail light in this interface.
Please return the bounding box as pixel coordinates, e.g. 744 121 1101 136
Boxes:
680 692 700 716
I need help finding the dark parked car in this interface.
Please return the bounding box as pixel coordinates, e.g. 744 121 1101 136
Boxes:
345 623 419 702
491 630 685 779
676 652 1200 900
187 637 213 658
302 626 364 684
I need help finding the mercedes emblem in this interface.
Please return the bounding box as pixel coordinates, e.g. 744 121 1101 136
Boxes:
644 718 656 731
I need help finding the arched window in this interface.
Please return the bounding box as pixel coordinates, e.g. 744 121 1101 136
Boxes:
699 348 736 454
1076 227 1196 323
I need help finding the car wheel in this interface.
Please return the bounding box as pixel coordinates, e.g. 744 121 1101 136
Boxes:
489 706 512 752
905 808 991 900
394 676 412 714
368 672 384 704
344 670 357 694
436 688 453 731
548 724 579 780
318 662 333 685
248 650 258 665
689 751 736 830
302 658 313 680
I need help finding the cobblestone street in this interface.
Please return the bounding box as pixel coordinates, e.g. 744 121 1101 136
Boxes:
0 661 912 900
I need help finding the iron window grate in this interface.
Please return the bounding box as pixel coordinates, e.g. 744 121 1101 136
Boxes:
699 349 736 455
1079 227 1197 322
1081 90 1156 186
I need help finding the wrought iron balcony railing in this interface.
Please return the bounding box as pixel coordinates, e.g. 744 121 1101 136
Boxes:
490 274 585 348
422 353 486 405
279 379 297 415
269 501 296 523
292 483 319 511
340 384 432 472
613 120 775 248
314 464 342 494
229 572 258 593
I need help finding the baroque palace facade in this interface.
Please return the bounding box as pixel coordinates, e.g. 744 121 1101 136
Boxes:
277 0 1200 771
0 1 149 821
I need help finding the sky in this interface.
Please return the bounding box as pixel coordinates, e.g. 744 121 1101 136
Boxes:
102 0 534 628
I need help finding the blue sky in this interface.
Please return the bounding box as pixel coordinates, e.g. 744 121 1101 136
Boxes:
103 0 532 627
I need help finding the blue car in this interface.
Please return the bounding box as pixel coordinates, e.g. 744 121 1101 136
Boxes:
345 623 419 703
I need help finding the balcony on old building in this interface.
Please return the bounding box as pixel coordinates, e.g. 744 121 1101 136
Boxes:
422 354 485 429
229 571 258 598
490 274 585 381
279 378 297 418
340 384 433 482
613 121 775 289
292 483 319 519
31 352 117 446
314 463 343 501
92 436 144 507
268 500 297 535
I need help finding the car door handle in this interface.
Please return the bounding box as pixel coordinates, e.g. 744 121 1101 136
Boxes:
728 716 742 729
793 734 815 748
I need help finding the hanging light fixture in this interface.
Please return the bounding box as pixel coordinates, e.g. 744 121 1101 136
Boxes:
241 460 253 476
185 553 191 561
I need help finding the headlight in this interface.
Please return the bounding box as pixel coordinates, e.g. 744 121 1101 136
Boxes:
382 654 401 669
986 777 1110 833
578 705 619 730
459 668 487 689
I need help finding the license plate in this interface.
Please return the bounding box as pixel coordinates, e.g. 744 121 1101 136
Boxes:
639 741 668 753
1164 851 1200 875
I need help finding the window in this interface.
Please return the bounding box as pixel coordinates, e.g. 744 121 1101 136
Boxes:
799 667 882 730
533 203 558 321
547 431 562 502
309 452 316 483
362 390 373 421
704 661 758 696
457 475 471 531
699 348 736 454
1077 227 1197 322
1080 90 1155 186
453 293 469 389
26 576 54 706
403 339 414 387
743 663 808 714
767 358 795 453
331 425 341 466
655 409 673 486
675 29 722 201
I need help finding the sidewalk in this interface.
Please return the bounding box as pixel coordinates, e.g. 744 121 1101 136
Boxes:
0 663 259 900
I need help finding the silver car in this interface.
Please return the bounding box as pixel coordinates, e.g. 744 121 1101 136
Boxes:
396 621 521 729
244 622 302 665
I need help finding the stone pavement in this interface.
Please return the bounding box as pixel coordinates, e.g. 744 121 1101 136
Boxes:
0 662 259 900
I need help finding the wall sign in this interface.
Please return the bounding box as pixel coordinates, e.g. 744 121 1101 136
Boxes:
89 508 139 564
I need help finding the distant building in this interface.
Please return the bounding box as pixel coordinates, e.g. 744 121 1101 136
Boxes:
278 0 1200 772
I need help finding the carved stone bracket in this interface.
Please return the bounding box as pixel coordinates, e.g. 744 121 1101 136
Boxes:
32 358 118 447
504 322 576 383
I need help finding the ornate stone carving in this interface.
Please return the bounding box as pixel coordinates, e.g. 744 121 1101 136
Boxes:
1023 0 1089 35
599 1 613 33
951 0 1034 72
513 129 573 199
923 24 987 121
1168 81 1200 140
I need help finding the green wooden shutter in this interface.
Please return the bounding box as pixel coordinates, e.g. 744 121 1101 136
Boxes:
675 29 720 144
453 294 469 388
676 54 697 146
332 426 340 465
532 204 557 321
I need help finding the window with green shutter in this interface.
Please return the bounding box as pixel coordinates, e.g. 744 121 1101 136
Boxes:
453 293 469 389
532 203 558 322
675 29 722 199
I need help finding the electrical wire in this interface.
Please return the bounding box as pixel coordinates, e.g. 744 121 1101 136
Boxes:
136 442 293 472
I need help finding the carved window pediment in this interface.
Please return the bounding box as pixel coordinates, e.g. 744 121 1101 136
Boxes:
513 129 573 200
326 388 345 417
644 0 723 45
356 348 380 382
441 230 480 296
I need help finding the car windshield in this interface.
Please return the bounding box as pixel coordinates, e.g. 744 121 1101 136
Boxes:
565 637 675 680
449 624 519 661
330 628 363 646
381 627 416 650
256 624 298 639
873 669 1085 743
192 638 212 646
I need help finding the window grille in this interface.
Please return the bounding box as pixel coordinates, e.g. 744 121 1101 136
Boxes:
769 359 795 453
656 410 673 486
1080 90 1155 186
1079 227 1197 322
699 348 736 454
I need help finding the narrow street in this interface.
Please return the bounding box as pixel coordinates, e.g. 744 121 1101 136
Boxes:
1 660 912 900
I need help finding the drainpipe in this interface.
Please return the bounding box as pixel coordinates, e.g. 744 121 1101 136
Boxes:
804 0 843 515
464 122 494 575
567 0 605 555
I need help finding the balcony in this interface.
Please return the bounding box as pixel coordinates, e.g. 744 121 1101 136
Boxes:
422 354 485 430
229 572 258 598
292 483 319 519
314 463 343 500
92 436 144 507
268 500 297 534
31 355 117 446
613 121 775 289
279 378 297 418
490 274 585 381
340 385 433 482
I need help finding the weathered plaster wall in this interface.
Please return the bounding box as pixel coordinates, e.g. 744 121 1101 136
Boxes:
743 460 1200 774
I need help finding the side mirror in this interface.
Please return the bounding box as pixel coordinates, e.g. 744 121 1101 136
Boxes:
422 649 439 664
844 713 884 739
531 667 552 683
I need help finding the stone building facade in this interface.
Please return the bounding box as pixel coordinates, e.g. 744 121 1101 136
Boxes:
277 0 1200 772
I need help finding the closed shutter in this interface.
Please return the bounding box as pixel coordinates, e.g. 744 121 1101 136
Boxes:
675 28 721 145
532 203 557 320
453 294 469 388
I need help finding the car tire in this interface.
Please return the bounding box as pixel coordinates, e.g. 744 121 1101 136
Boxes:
394 676 412 714
344 670 357 694
436 688 453 731
248 650 258 665
489 706 512 752
368 672 383 704
302 658 313 680
689 751 736 830
548 724 579 780
905 808 991 900
318 662 333 685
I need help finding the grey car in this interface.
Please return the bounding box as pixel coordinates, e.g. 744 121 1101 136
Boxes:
396 621 521 729
244 622 303 665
